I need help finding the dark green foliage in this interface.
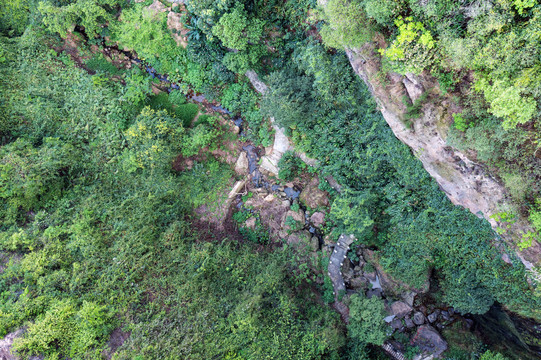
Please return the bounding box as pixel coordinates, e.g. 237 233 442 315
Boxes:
233 209 271 245
175 104 199 127
403 92 429 123
0 29 345 359
85 53 124 75
0 0 29 36
263 39 540 317
278 150 303 180
147 93 199 127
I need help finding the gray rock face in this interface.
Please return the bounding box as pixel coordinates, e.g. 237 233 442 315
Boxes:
349 276 367 289
234 152 249 175
366 288 383 298
412 325 448 357
310 236 319 252
345 45 541 269
0 329 24 360
403 74 424 102
390 301 413 319
441 310 451 321
413 311 426 325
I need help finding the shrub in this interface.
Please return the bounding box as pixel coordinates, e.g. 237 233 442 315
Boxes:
85 54 124 75
182 116 221 157
363 0 401 25
453 113 469 131
176 103 200 128
347 294 388 346
12 299 113 359
278 151 303 180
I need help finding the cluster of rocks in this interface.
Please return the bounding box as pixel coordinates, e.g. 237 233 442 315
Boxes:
324 238 454 358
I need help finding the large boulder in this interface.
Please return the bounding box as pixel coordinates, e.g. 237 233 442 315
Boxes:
235 152 249 174
390 301 413 319
412 325 448 357
310 212 326 227
300 177 329 209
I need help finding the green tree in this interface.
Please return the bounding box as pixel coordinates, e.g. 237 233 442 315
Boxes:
474 78 537 130
38 0 120 38
320 0 373 48
347 294 388 346
212 5 263 51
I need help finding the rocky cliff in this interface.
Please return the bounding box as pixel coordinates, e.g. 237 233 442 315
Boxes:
345 43 541 270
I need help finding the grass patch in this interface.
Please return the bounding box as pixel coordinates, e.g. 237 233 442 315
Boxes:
147 93 199 127
85 53 124 75
176 103 200 127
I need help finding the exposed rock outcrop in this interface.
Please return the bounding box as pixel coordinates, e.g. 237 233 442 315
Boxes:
412 325 448 357
0 330 23 360
245 70 319 175
345 44 541 269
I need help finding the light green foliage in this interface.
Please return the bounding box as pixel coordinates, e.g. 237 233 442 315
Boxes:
1 28 345 359
38 0 119 38
124 107 184 169
347 295 388 346
222 49 263 74
181 115 222 157
453 113 469 131
480 350 510 360
330 189 377 244
212 5 263 51
474 78 537 129
380 16 437 74
12 299 113 359
514 0 537 15
123 68 152 105
320 0 373 48
113 5 172 60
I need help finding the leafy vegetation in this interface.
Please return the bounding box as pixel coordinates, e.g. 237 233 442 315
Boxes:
1 0 540 359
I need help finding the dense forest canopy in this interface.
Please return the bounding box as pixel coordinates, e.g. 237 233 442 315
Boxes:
0 0 539 359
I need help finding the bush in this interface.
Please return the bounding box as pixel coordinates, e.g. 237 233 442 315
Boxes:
347 294 388 346
12 299 113 359
474 78 537 130
453 113 469 131
278 151 303 180
85 54 124 75
176 103 200 127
